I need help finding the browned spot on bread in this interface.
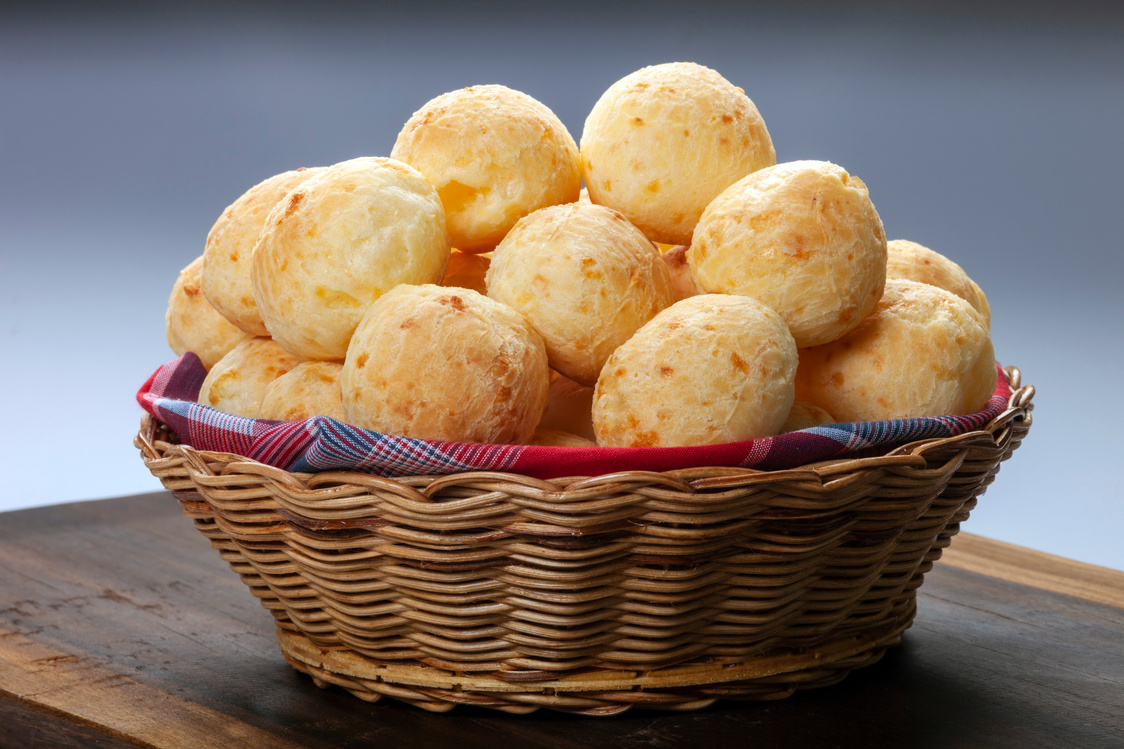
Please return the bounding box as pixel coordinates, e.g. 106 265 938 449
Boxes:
730 352 748 373
438 295 467 311
659 366 674 377
831 371 845 387
633 116 644 126
283 191 304 218
580 257 603 280
356 353 369 369
721 114 734 124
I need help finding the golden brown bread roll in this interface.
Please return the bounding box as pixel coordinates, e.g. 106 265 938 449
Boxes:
165 255 252 369
486 202 674 386
536 371 596 442
688 160 887 348
886 239 991 328
780 401 836 432
441 249 490 296
795 279 997 421
251 157 451 360
592 294 798 447
198 337 305 417
661 244 702 302
391 85 581 253
581 62 776 245
340 285 549 444
529 428 596 447
202 167 322 336
258 361 345 422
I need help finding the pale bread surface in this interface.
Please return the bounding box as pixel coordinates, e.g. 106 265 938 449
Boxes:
486 202 674 386
258 361 345 422
198 337 305 417
391 85 581 253
166 255 251 369
795 279 997 421
340 285 549 444
688 160 887 348
202 167 322 336
252 157 451 360
886 239 991 328
593 294 798 447
581 62 775 245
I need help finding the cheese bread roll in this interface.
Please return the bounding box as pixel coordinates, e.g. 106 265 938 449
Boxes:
486 202 674 386
391 85 581 253
252 157 451 360
198 337 305 417
202 167 322 336
441 249 490 295
780 401 836 433
795 279 996 422
886 239 991 328
341 285 549 444
258 361 345 422
166 255 251 369
661 244 702 302
530 428 596 447
581 62 775 245
536 371 596 443
689 160 887 348
593 294 798 447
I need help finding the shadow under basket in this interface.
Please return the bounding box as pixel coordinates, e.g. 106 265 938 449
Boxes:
135 366 1034 715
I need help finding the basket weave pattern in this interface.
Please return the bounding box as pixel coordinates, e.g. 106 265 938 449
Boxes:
136 367 1033 715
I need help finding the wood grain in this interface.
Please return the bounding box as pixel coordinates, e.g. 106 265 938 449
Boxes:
940 532 1124 610
1 492 1121 748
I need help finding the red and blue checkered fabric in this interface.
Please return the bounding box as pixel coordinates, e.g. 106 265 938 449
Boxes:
137 354 1012 480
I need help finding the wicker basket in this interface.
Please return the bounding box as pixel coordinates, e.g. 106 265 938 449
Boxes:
135 366 1033 715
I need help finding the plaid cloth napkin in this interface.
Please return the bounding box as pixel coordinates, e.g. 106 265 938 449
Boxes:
137 354 1011 480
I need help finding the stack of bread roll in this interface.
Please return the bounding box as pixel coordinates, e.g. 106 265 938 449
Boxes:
165 62 996 448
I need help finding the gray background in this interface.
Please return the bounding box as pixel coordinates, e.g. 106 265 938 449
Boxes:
2 2 1121 569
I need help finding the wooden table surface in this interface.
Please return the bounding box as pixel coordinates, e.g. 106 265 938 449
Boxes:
2 492 1121 749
